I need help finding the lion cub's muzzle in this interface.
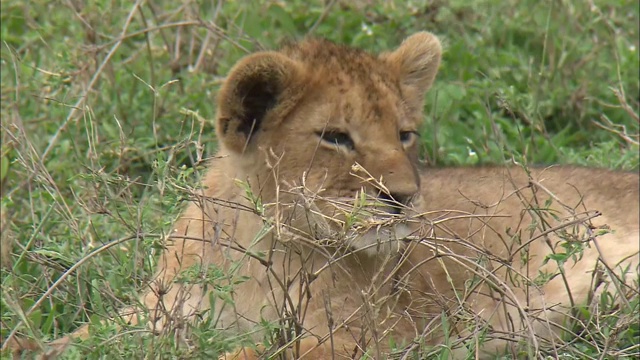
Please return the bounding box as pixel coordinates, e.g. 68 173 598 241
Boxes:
342 190 417 257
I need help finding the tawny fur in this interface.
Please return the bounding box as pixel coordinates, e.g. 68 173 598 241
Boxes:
6 32 639 360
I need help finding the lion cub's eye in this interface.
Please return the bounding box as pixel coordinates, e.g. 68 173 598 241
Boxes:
399 131 418 145
317 131 355 150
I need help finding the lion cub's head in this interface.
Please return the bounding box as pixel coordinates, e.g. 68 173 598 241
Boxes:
214 32 441 256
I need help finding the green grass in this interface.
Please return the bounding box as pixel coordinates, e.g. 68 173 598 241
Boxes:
1 0 638 359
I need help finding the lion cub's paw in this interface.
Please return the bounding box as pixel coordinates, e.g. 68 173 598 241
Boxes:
218 346 263 360
219 338 321 359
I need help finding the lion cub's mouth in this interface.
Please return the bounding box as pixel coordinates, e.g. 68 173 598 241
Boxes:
336 199 414 257
294 192 415 257
347 220 412 257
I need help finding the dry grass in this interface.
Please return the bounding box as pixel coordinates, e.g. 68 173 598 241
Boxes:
1 0 638 359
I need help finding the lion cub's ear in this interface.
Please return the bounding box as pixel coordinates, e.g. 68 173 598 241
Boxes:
382 32 442 95
216 52 304 154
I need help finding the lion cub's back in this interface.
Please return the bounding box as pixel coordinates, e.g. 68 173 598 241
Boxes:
421 165 638 222
419 165 639 267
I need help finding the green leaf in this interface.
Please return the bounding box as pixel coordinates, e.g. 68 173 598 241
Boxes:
0 155 8 182
242 8 263 39
268 5 296 33
29 309 42 329
546 252 568 264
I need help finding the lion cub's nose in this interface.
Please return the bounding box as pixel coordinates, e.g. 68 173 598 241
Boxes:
389 192 413 206
379 192 414 214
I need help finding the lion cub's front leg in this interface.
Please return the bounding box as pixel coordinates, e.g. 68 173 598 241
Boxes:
218 347 261 360
219 345 264 360
220 333 376 359
220 337 330 360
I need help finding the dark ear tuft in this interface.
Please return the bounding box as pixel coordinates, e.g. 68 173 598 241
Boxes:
216 52 303 153
234 77 279 137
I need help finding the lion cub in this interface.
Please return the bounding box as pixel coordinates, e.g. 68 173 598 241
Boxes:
8 32 639 359
137 31 640 359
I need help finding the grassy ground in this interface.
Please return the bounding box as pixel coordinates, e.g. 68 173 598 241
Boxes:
1 0 638 359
